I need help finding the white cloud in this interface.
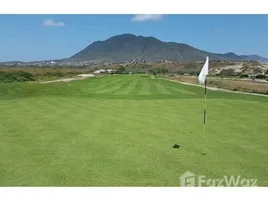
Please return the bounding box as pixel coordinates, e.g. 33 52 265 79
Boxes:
131 14 163 22
43 19 65 27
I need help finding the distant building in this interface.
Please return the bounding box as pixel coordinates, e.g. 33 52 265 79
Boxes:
93 69 116 74
106 69 116 73
77 74 95 77
93 69 106 74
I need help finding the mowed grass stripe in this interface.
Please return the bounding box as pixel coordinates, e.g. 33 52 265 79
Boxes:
161 83 182 96
125 77 141 95
92 77 123 94
129 79 143 95
170 85 196 96
116 76 139 95
139 77 150 95
86 76 118 92
154 80 172 95
161 80 195 97
153 79 194 95
148 79 160 94
112 77 134 95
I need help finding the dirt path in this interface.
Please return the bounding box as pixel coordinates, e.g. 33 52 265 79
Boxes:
39 74 95 84
166 79 268 97
40 78 78 84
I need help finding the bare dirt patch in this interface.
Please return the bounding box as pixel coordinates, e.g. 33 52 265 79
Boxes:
40 74 95 84
168 76 268 97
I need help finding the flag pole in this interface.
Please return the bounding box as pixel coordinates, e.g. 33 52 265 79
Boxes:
203 79 207 143
201 79 207 156
200 56 209 156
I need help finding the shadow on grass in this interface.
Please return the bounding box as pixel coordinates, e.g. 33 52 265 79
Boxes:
173 144 206 156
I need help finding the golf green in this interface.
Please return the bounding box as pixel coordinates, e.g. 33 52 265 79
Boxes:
0 75 267 186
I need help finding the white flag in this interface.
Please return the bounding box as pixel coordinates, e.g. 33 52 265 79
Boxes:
198 56 209 84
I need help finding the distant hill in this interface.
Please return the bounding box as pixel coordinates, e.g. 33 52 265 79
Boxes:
70 34 268 63
239 55 268 63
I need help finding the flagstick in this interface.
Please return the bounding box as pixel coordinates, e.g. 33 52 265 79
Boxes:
204 79 207 140
202 79 207 155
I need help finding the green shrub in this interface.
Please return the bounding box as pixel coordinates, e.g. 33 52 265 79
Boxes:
156 68 169 74
176 71 183 75
189 71 199 76
219 68 236 76
240 74 249 78
0 71 35 83
117 66 126 74
44 71 65 77
255 74 267 79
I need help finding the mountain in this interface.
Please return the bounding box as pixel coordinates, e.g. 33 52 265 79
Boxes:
239 55 268 63
71 34 268 63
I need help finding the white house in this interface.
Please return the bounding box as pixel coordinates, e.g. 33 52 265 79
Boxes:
106 69 116 73
77 74 95 77
93 69 106 74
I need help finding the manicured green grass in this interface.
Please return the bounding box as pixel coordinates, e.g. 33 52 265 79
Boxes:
0 75 267 186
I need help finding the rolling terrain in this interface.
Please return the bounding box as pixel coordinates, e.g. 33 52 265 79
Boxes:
0 75 267 186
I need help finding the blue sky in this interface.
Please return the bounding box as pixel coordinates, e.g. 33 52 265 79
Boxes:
1 14 268 62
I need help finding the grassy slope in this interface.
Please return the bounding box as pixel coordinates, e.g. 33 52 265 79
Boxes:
0 75 267 186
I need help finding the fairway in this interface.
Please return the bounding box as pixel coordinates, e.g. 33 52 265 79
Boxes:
0 75 267 186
